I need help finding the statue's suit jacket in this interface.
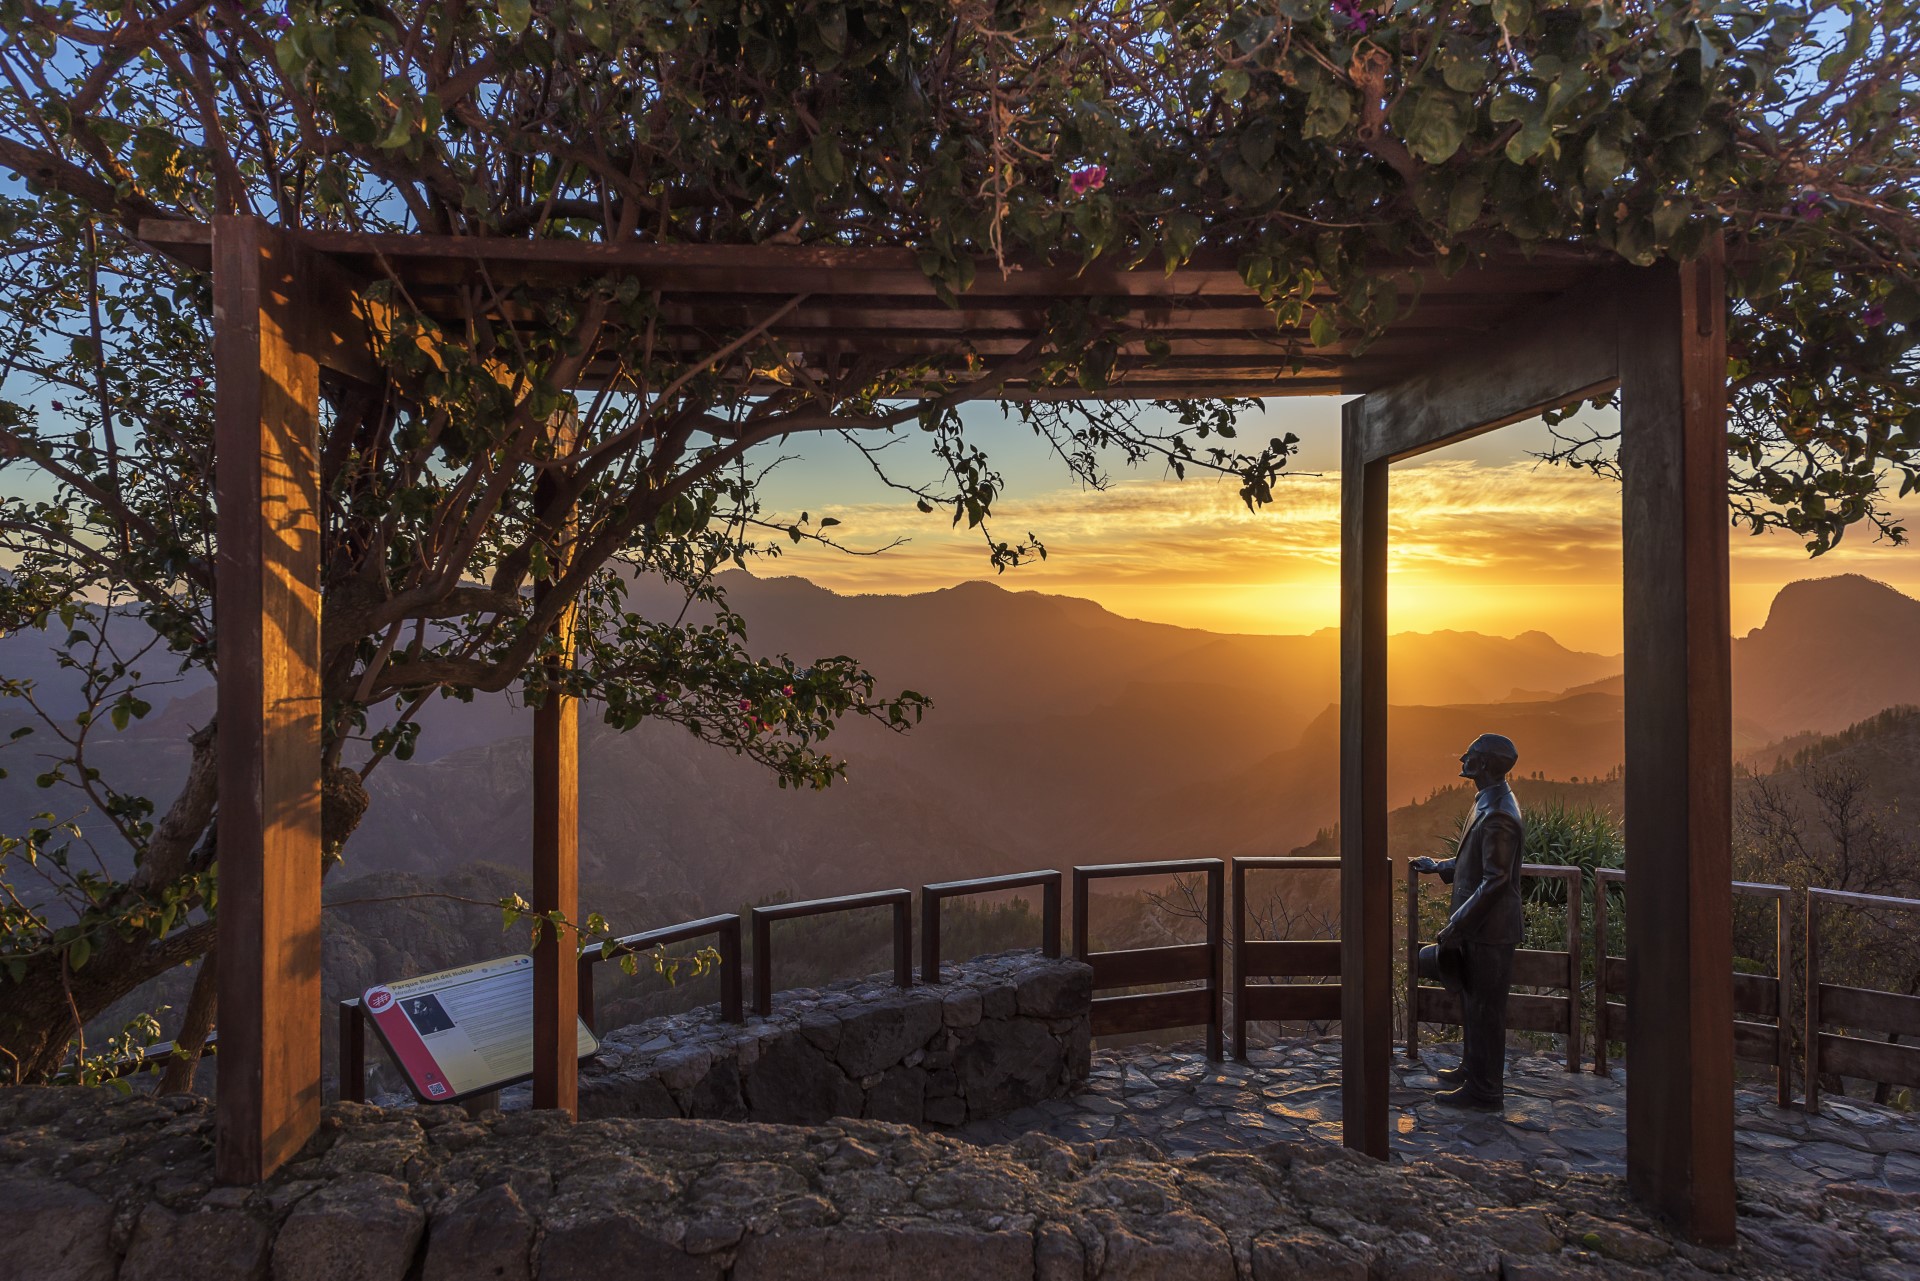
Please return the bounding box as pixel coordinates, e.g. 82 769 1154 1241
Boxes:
1434 782 1526 946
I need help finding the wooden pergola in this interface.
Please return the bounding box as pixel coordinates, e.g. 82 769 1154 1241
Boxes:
151 215 1733 1241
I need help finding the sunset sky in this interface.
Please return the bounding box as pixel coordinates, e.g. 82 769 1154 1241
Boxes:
756 396 1920 650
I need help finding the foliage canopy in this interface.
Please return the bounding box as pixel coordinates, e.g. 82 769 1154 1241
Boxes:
0 0 1916 1079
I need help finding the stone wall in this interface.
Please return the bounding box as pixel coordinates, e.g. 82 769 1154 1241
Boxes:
3 1086 1915 1281
577 951 1092 1127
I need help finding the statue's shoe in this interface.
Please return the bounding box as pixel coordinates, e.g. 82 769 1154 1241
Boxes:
1434 1087 1502 1111
1434 1066 1466 1085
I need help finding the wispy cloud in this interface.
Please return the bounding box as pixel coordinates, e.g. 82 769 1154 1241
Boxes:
758 457 1920 642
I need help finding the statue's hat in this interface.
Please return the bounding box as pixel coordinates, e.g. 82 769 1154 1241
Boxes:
1468 733 1518 771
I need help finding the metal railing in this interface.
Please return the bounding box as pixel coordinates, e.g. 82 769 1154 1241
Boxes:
1405 861 1584 1071
578 913 744 1032
1231 856 1340 1060
1806 887 1920 1115
920 870 1061 984
1073 859 1224 1060
750 889 912 1017
1594 871 1793 1106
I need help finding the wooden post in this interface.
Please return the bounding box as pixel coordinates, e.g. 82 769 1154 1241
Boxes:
1566 872 1583 1072
1404 863 1421 1060
1339 396 1392 1159
337 1001 365 1104
1774 891 1792 1108
532 420 580 1117
1207 862 1225 1062
1619 242 1735 1243
1232 860 1249 1061
1805 894 1822 1115
213 215 324 1183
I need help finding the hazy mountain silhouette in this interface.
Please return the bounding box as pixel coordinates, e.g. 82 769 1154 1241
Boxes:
1733 575 1920 737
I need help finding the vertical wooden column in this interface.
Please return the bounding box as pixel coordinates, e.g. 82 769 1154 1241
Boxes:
212 216 324 1183
1339 397 1392 1158
1619 242 1735 1242
532 426 580 1117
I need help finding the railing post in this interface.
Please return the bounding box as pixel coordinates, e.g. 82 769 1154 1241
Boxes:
1566 870 1583 1072
1775 891 1792 1108
893 896 914 989
753 910 773 1018
1593 873 1613 1076
720 916 745 1023
921 890 942 985
1404 862 1420 1059
1232 859 1248 1061
338 1000 365 1104
1207 862 1225 1062
1042 875 1062 959
1072 869 1090 962
1804 893 1821 1115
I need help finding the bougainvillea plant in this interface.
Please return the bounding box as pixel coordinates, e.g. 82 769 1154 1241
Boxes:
0 0 1913 1083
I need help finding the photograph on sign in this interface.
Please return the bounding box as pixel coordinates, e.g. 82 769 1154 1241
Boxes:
361 954 598 1103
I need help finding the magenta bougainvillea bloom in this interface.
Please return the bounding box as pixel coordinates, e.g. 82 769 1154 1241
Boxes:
781 684 795 696
1790 191 1824 220
655 692 670 703
737 698 752 711
1863 303 1888 327
1331 0 1377 31
49 400 64 412
1068 166 1107 196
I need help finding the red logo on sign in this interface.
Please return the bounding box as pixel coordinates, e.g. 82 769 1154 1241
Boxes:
366 988 393 1012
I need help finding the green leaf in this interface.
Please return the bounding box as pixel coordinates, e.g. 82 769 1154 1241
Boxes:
1309 307 1340 348
1582 132 1627 187
69 935 91 971
497 0 532 33
1394 87 1474 164
1215 68 1251 105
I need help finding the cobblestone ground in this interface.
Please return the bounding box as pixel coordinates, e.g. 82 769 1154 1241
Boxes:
957 1036 1920 1192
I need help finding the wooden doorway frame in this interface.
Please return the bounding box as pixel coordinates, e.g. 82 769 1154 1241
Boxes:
1338 244 1735 1242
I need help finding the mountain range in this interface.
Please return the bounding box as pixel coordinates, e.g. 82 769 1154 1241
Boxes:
4 572 1918 920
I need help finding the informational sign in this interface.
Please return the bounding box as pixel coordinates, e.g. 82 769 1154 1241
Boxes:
361 955 598 1104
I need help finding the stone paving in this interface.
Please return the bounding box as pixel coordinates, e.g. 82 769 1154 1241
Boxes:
957 1036 1920 1193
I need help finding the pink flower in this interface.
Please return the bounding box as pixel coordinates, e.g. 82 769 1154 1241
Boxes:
49 400 64 412
1068 166 1107 196
781 684 795 697
1331 0 1376 31
737 698 752 711
654 692 670 703
1790 191 1824 221
1864 303 1887 327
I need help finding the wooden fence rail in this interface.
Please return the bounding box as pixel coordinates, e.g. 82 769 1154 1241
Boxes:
578 913 744 1033
1073 859 1225 1061
1806 887 1920 1115
1231 856 1341 1060
751 889 912 1017
921 870 1062 985
1405 862 1584 1071
1594 872 1793 1106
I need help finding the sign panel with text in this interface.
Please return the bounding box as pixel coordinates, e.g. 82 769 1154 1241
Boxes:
361 955 598 1103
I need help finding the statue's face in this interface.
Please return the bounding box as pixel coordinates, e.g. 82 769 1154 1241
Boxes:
1459 746 1491 780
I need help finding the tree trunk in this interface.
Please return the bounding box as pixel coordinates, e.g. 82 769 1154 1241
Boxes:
157 946 217 1094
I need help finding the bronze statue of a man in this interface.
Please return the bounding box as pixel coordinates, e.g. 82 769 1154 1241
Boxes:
1411 732 1525 1110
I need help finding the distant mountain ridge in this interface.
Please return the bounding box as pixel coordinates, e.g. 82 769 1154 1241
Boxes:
4 571 1918 916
